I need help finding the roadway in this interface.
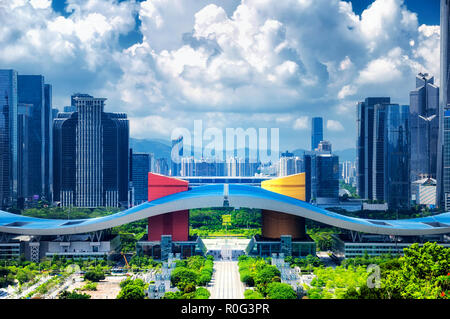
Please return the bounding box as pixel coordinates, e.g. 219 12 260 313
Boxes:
209 260 245 299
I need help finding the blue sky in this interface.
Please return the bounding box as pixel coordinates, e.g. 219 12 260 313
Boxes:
0 0 442 152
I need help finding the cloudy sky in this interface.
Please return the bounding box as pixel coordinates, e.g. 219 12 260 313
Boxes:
0 0 441 151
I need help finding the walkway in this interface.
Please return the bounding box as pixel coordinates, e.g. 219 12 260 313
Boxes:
209 260 245 299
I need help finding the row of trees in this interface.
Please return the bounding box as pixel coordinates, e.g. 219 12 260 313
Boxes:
238 255 296 299
305 243 449 299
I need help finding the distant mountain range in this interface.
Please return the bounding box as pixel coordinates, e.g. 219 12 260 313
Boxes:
130 138 356 163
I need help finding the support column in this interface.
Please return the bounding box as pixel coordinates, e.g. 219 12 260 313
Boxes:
147 173 189 241
260 173 307 240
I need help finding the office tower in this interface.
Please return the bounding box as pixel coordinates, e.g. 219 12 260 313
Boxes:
341 161 356 185
356 97 391 200
316 140 332 153
44 84 53 201
311 117 323 151
304 152 339 203
131 152 152 204
17 103 31 202
373 104 411 209
215 160 226 176
227 157 239 176
279 151 296 176
443 110 450 209
438 0 450 208
171 136 183 176
53 112 77 207
294 157 304 174
410 73 439 182
53 95 129 208
155 158 169 175
18 75 53 201
181 156 194 176
0 70 18 208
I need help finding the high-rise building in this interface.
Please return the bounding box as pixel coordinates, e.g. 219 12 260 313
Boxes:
181 156 194 177
155 158 169 175
131 152 152 205
227 157 239 177
279 151 295 176
53 95 129 208
356 97 391 200
17 103 31 203
18 75 53 201
0 70 18 208
410 73 439 182
443 110 450 209
373 104 411 209
438 0 450 208
171 136 183 176
304 152 339 203
341 161 356 185
316 140 332 153
311 117 323 151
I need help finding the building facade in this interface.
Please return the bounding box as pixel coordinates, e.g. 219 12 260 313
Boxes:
410 73 439 183
17 75 53 202
311 117 323 151
53 95 129 208
373 104 411 209
0 70 18 209
131 152 152 205
356 97 391 200
438 0 450 208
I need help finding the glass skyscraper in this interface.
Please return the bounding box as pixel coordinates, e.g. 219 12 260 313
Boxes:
131 152 152 205
356 97 390 200
171 136 183 176
311 117 323 151
373 104 411 209
17 75 53 201
410 73 439 182
0 69 18 208
438 0 450 208
303 152 339 202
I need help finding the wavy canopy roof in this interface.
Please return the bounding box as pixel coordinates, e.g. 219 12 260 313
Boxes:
0 184 449 236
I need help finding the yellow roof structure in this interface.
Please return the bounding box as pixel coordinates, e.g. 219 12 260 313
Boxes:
261 173 306 201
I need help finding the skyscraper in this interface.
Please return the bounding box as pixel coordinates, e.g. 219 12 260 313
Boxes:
311 117 323 151
17 103 31 203
53 95 129 208
171 136 183 176
17 75 53 201
131 152 152 205
373 104 411 209
438 0 450 208
304 152 339 203
0 70 18 208
356 97 391 200
410 73 439 182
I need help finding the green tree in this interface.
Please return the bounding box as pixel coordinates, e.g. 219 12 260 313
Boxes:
116 284 145 299
266 282 297 299
170 267 199 290
84 270 105 282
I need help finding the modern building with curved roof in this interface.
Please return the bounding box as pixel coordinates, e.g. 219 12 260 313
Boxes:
1 173 449 261
0 183 449 237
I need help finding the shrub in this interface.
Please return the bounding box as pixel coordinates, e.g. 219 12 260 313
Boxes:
84 270 105 282
266 282 297 299
244 289 264 299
